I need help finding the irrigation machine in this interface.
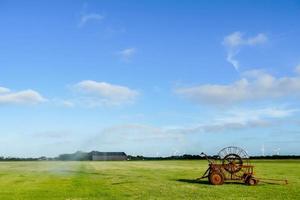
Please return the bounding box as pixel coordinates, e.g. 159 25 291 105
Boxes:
199 146 288 186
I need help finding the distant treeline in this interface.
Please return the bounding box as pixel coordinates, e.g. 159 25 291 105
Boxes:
128 155 300 160
57 151 92 161
0 156 50 161
250 155 300 159
127 155 205 160
1 153 300 161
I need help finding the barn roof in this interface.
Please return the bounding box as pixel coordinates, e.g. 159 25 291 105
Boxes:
91 151 127 156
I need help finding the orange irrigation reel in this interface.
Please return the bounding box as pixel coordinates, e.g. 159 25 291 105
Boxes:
198 146 288 186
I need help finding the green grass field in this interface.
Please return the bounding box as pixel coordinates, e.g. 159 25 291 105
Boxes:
0 160 299 200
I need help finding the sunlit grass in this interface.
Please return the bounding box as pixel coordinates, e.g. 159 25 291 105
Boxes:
0 160 299 199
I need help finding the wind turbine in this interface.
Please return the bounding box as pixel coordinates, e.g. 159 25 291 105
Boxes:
261 144 265 156
173 150 180 156
273 148 281 156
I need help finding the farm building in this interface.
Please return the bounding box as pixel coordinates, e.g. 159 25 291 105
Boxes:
91 151 127 161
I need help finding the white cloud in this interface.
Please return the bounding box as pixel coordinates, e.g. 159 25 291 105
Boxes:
216 107 296 124
0 88 46 105
295 64 300 74
85 123 186 156
119 108 293 136
223 32 267 71
0 130 81 157
223 32 244 48
171 120 269 135
226 52 240 71
52 98 75 108
175 68 300 105
170 107 296 134
79 13 104 27
247 33 268 45
85 106 295 155
101 124 180 141
61 100 75 107
244 107 297 118
73 80 139 106
118 48 136 61
223 32 267 48
0 87 10 93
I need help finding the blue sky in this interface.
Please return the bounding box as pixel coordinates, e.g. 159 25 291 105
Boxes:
1 0 300 157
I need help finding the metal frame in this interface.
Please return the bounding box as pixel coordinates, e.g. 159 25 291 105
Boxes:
199 146 288 185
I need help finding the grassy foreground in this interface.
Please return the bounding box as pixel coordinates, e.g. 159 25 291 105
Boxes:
0 160 299 200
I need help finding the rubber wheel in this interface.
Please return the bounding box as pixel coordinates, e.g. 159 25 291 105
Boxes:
247 178 258 186
209 172 224 185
